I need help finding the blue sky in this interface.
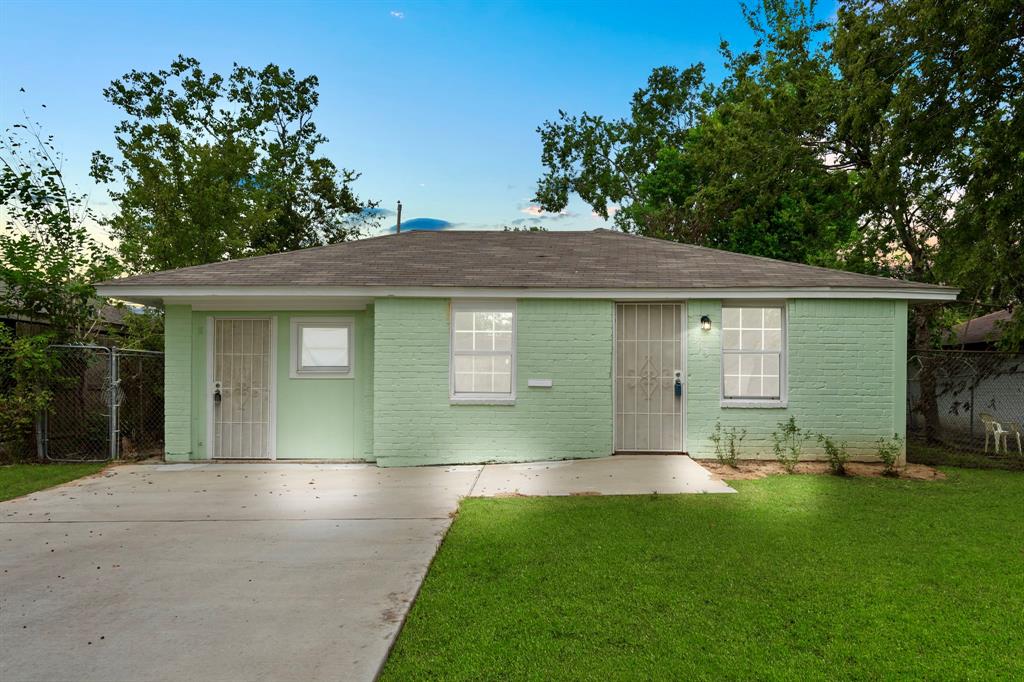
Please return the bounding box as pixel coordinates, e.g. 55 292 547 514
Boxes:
0 1 772 235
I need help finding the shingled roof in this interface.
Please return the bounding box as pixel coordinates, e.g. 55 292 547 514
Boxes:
97 228 955 295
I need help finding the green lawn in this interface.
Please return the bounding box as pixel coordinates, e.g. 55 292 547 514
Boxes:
909 440 1024 471
382 469 1024 680
0 462 107 502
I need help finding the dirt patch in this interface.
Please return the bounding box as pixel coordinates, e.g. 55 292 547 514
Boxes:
701 460 946 481
569 490 603 496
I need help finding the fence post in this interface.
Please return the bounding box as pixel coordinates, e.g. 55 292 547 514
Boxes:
969 385 975 439
109 347 119 461
34 411 46 462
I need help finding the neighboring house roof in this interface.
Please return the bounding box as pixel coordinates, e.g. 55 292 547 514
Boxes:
945 309 1013 348
0 283 129 328
96 229 958 301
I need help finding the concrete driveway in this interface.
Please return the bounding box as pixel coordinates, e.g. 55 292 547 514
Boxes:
0 456 730 682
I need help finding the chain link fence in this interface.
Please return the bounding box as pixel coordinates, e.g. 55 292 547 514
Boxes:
114 348 165 460
1 344 164 462
908 350 1024 466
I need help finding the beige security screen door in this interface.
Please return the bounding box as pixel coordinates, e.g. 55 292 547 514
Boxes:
212 318 273 459
615 304 684 452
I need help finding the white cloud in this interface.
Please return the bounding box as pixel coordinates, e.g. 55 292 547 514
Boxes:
519 204 578 220
389 10 405 19
591 203 620 219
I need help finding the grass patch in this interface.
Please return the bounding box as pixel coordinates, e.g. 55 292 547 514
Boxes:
909 441 1024 471
0 462 107 502
382 469 1024 680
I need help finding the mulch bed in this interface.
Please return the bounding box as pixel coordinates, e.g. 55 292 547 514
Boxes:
701 460 946 481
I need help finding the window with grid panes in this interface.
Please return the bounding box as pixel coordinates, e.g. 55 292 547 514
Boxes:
450 303 515 400
721 305 785 401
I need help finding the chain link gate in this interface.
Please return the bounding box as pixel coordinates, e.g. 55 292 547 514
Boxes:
38 345 164 462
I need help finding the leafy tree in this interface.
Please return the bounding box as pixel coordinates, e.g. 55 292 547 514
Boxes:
91 56 377 272
832 0 1024 436
908 0 1022 351
534 64 710 231
0 326 58 460
1 115 119 341
1 115 119 458
535 1 859 265
679 0 859 266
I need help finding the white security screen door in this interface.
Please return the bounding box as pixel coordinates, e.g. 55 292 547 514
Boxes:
212 318 272 459
615 304 684 452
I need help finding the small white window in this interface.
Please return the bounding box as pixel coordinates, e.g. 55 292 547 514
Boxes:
722 305 785 402
450 302 515 402
290 317 354 378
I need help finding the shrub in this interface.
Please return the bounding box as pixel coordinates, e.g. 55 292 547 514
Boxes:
0 328 60 463
876 433 904 477
772 416 807 473
817 434 850 476
709 421 745 468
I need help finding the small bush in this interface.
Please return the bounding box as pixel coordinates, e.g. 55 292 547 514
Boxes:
877 433 904 477
709 421 745 468
817 434 850 476
0 328 58 463
772 416 807 473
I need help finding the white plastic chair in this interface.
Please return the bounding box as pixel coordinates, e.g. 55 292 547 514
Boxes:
1006 422 1023 455
979 413 1008 453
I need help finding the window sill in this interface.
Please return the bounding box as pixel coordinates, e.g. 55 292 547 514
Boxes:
450 397 516 406
289 372 354 380
720 399 788 409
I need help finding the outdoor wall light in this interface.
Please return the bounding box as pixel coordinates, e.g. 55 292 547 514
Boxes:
700 315 712 331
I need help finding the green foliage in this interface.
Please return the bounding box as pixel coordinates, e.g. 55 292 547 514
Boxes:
995 310 1024 353
0 326 57 460
117 306 164 351
771 416 806 472
678 0 859 266
535 64 708 225
709 420 746 468
91 55 378 272
535 0 1023 343
816 433 850 476
1 115 120 341
908 441 1024 472
534 1 859 265
1 114 120 461
832 0 1023 346
876 433 904 477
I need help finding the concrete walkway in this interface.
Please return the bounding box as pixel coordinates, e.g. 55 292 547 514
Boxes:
472 454 735 497
0 456 730 682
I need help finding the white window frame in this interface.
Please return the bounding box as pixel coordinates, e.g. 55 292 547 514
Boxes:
449 300 517 404
720 302 788 408
289 316 355 379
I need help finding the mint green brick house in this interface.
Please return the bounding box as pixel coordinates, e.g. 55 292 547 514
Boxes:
96 229 957 466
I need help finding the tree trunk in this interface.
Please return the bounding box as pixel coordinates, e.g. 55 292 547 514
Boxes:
913 306 942 444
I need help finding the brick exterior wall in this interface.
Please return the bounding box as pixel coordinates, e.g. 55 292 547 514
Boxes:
163 297 908 465
372 298 614 467
686 299 908 460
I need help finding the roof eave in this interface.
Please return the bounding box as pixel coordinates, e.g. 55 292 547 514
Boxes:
95 284 960 305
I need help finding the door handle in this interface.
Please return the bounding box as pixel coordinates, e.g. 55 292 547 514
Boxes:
213 381 222 404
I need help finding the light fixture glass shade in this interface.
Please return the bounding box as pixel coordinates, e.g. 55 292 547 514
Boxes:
700 315 712 331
